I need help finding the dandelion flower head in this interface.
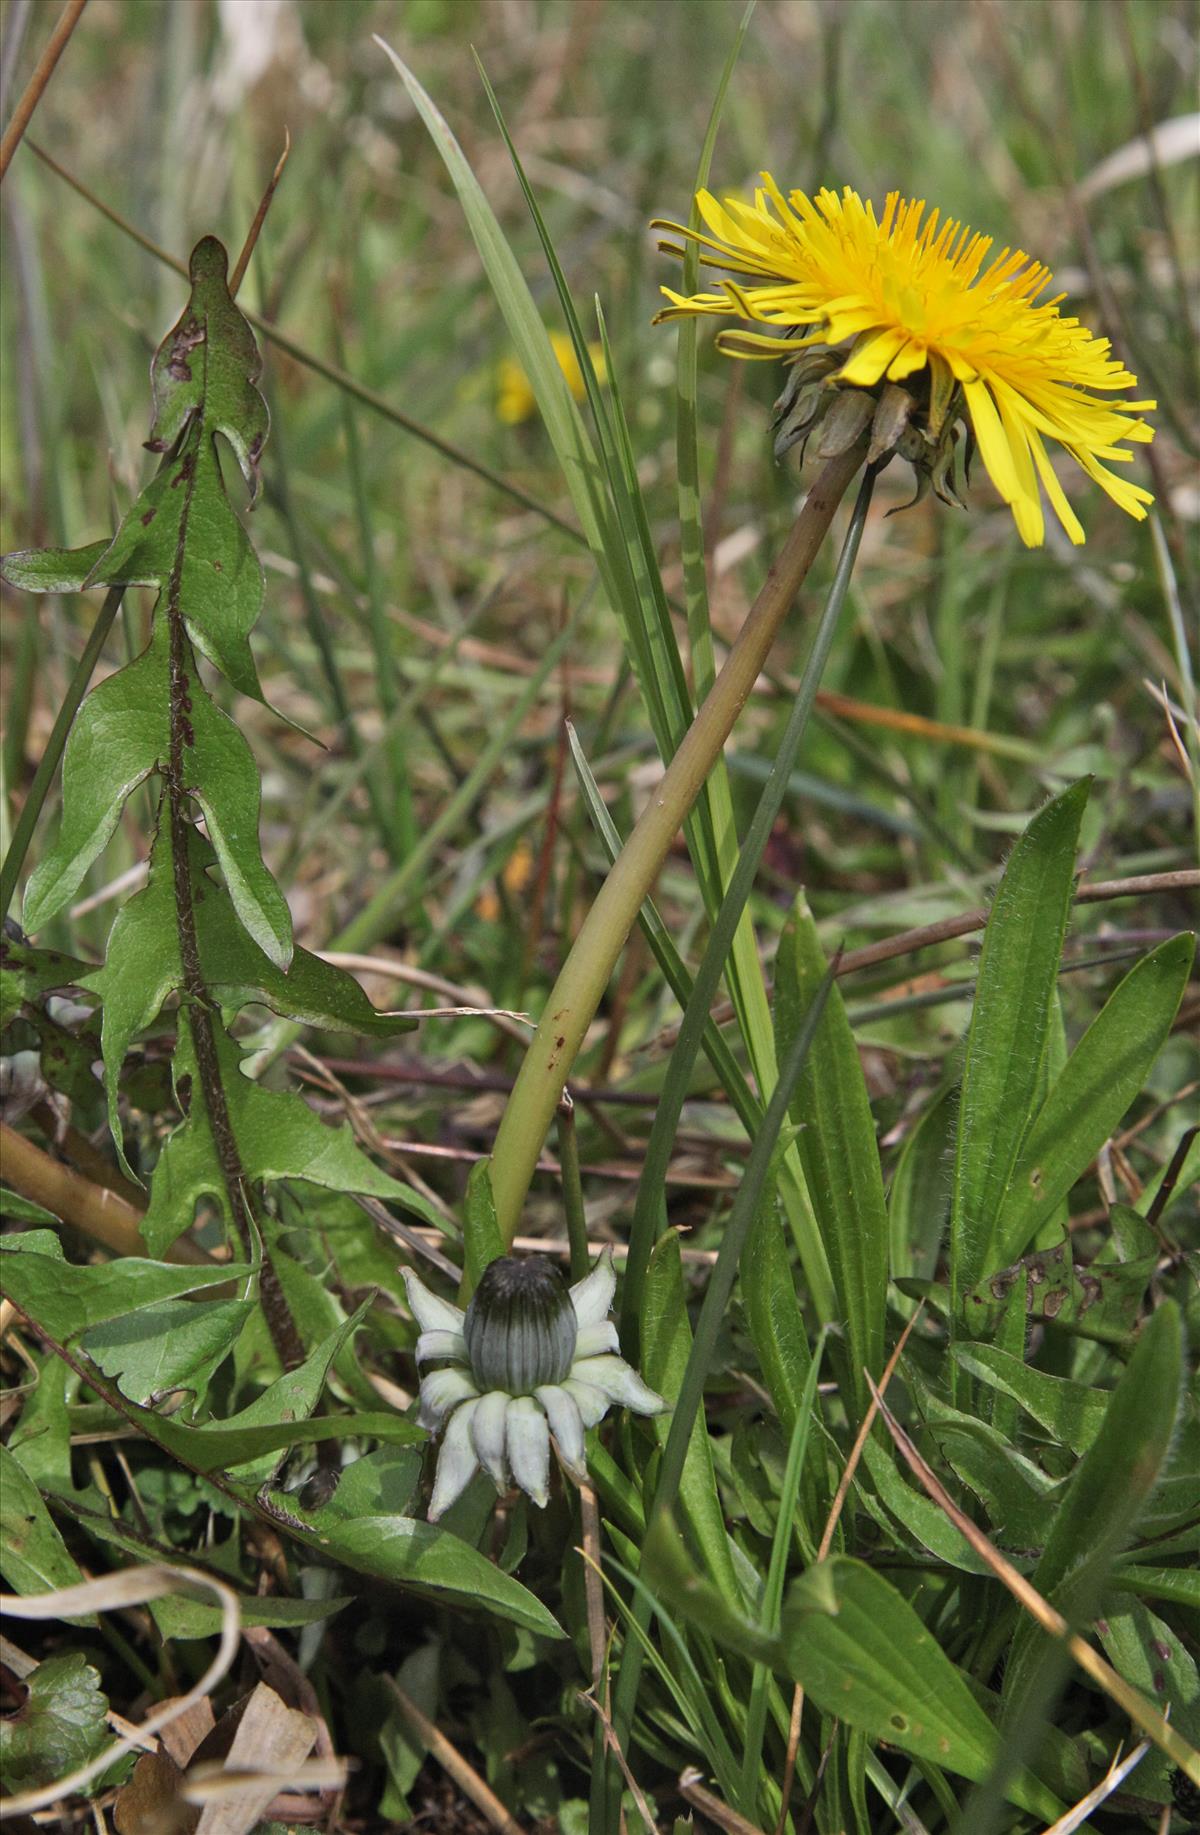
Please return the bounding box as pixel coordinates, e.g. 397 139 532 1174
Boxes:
655 178 1155 546
404 1250 665 1520
497 329 607 425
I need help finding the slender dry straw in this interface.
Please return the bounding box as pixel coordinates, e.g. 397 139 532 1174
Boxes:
0 0 88 183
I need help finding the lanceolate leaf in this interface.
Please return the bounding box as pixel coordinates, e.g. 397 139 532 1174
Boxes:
1003 1301 1184 1709
742 1195 815 1440
775 896 887 1421
860 1437 996 1576
140 1027 435 1256
781 1556 1061 1818
950 779 1090 1305
952 1341 1109 1454
741 1196 827 1543
992 933 1195 1267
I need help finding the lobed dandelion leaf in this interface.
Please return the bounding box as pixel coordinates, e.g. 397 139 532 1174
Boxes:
140 1026 425 1258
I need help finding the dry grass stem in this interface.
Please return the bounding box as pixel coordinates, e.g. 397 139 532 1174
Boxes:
228 131 291 300
835 871 1200 978
1040 1738 1150 1835
866 1374 1200 1786
0 0 89 182
384 1678 523 1835
577 1479 607 1692
679 1766 769 1835
578 1689 658 1835
0 1122 212 1265
0 1565 241 1815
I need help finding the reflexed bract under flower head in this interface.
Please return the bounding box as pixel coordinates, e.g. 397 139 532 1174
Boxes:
654 178 1155 547
404 1251 666 1521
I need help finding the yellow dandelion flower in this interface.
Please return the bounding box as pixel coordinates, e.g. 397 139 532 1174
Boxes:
654 177 1155 546
497 329 607 426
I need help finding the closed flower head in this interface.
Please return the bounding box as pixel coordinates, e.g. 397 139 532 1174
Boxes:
404 1250 665 1521
654 178 1155 547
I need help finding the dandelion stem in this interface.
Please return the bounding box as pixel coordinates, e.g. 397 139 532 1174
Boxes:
487 436 868 1247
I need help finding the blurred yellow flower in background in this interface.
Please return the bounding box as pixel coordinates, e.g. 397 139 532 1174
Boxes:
497 329 607 425
655 178 1155 546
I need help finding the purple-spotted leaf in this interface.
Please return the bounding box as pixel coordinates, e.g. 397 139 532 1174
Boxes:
78 237 270 703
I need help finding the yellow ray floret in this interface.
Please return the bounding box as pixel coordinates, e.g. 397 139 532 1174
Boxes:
654 178 1155 546
497 330 606 425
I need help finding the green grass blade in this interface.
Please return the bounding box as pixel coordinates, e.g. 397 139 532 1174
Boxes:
620 469 879 1349
640 1232 745 1608
604 964 837 1830
595 1549 743 1812
471 56 693 763
474 49 811 1280
374 41 612 575
674 0 756 703
740 1324 828 1813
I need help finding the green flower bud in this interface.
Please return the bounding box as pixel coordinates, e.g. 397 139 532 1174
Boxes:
463 1256 578 1395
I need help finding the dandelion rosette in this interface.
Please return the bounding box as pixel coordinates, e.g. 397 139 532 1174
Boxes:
403 1250 665 1520
654 178 1155 546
